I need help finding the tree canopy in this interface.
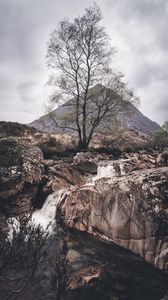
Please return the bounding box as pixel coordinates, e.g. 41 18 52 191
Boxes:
47 4 138 150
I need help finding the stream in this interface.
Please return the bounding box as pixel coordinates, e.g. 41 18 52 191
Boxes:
30 160 168 300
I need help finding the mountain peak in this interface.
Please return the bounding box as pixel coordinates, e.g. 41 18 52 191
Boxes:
29 85 160 136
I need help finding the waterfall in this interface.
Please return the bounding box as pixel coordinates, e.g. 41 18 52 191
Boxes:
32 189 68 233
95 159 129 179
86 159 128 186
96 163 116 179
7 190 68 240
119 163 126 176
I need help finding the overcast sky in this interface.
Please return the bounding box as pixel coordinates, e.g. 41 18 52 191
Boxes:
0 0 167 125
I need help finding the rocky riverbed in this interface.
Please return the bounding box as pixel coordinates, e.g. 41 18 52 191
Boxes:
0 137 168 299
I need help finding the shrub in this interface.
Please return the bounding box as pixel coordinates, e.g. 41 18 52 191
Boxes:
0 137 22 167
47 136 59 147
153 128 168 147
92 146 122 158
0 215 68 299
38 136 64 158
0 215 47 299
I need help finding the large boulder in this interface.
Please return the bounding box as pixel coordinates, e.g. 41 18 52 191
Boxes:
0 137 44 217
59 167 168 270
73 152 98 174
42 160 85 195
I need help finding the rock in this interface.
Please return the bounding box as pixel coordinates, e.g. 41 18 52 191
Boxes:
0 138 44 217
74 160 98 174
0 212 8 233
46 161 84 191
73 152 93 164
59 167 168 270
73 152 98 174
43 159 55 168
66 249 81 263
65 230 168 300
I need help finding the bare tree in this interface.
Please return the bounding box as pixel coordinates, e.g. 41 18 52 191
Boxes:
47 4 138 150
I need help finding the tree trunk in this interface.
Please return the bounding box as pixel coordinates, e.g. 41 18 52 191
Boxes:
77 139 88 151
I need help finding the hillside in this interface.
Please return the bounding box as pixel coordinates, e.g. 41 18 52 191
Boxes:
29 85 160 136
0 121 37 138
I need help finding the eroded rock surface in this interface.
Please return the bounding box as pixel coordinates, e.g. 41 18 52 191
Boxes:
59 167 168 270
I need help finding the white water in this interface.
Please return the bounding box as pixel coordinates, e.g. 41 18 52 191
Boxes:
85 160 128 186
7 217 20 242
32 162 121 232
7 160 127 238
32 189 68 233
96 163 116 179
119 163 126 176
96 159 129 179
6 190 68 240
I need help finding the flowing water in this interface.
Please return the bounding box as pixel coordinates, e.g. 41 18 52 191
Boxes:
32 160 125 229
96 162 117 178
86 159 128 186
5 159 168 299
31 159 129 232
32 189 68 232
7 217 20 241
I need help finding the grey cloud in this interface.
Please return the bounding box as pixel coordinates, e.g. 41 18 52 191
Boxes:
104 0 168 124
0 0 167 124
18 81 37 94
132 61 168 88
108 0 167 21
156 98 168 113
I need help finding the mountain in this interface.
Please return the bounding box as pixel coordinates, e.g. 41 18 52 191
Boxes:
29 86 160 136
